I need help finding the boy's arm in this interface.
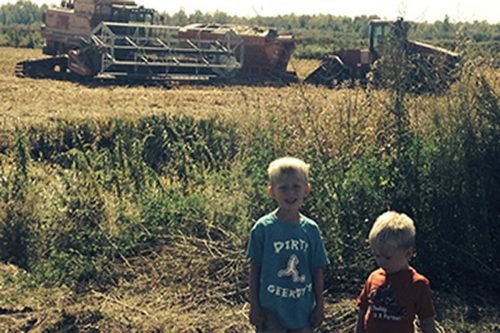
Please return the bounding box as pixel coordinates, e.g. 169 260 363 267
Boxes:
420 316 437 333
310 267 325 328
354 307 366 333
417 278 437 333
249 261 264 327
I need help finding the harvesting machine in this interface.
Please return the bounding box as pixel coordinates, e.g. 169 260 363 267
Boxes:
15 0 297 84
15 2 458 90
304 18 460 91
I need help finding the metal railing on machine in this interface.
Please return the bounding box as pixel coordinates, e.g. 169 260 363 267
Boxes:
83 21 244 82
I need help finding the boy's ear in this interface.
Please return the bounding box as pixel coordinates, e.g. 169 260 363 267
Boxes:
268 185 274 197
306 183 312 195
406 247 416 259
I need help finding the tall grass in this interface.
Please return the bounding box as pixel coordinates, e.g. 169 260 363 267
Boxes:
0 61 498 312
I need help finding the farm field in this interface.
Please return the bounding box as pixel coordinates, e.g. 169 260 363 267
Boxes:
1 46 499 332
1 47 322 128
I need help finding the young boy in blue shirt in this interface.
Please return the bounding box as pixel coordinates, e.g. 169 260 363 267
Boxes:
247 157 330 332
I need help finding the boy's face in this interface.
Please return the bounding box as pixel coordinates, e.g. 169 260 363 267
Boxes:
269 171 311 212
373 246 413 274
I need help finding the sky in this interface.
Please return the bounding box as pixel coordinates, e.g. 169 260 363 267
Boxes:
2 0 499 23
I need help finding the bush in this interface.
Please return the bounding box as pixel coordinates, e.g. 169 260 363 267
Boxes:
0 73 498 297
0 130 38 270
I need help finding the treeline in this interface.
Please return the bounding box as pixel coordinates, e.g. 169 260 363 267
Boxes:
0 0 46 24
0 23 43 48
0 0 499 58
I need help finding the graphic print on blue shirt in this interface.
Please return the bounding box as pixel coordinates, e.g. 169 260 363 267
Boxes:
278 254 306 283
246 213 329 329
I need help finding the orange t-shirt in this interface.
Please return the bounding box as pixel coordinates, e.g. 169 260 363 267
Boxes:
357 267 436 333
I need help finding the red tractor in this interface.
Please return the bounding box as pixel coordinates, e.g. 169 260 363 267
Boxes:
304 18 460 92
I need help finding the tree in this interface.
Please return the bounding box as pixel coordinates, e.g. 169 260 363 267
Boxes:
0 0 44 25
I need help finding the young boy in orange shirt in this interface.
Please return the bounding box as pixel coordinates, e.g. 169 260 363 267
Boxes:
355 211 437 333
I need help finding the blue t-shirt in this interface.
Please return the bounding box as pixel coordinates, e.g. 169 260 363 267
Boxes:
246 212 330 329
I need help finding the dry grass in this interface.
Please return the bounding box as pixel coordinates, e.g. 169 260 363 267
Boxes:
0 236 479 333
2 46 470 157
0 232 362 332
1 47 395 168
1 46 499 332
0 47 367 133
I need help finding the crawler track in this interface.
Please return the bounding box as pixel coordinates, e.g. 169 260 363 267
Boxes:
15 56 82 80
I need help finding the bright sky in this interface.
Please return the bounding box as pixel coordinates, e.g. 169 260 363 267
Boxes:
2 0 499 23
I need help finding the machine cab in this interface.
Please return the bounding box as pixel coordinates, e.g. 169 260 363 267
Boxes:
369 18 409 56
110 5 156 23
370 21 387 55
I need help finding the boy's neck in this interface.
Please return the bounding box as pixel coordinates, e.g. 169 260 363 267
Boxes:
384 263 411 275
275 208 301 224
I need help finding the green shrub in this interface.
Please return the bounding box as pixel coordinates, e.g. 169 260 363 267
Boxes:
0 77 497 297
0 129 38 270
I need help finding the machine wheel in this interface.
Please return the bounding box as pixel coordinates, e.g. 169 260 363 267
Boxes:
15 55 81 80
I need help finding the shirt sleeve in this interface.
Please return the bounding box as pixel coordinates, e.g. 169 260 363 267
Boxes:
415 279 436 320
357 278 370 309
246 223 264 266
311 226 330 269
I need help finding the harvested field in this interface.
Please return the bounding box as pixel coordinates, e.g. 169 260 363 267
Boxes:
1 47 323 127
1 46 499 332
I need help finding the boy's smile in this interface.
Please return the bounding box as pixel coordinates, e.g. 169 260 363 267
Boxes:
269 171 311 216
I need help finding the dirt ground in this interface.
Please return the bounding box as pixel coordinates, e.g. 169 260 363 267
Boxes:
0 234 358 333
2 235 497 333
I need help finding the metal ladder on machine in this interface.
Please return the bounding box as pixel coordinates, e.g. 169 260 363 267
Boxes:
82 21 244 83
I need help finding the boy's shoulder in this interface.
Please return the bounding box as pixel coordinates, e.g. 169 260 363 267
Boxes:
300 214 320 227
252 213 321 230
254 212 278 226
408 266 431 285
367 267 431 286
249 213 278 233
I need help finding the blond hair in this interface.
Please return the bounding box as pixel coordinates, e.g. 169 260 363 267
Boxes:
369 211 416 253
268 157 310 185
